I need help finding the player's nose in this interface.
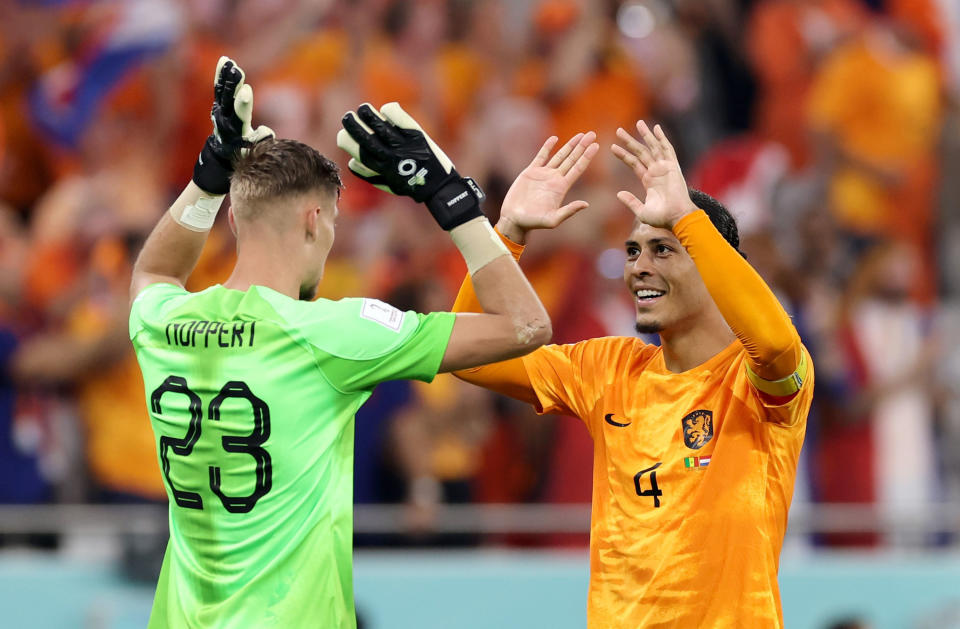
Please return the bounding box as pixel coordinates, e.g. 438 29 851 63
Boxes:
626 253 655 277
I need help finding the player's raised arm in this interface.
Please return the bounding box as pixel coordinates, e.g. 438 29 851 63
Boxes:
130 57 274 302
337 103 555 371
447 132 598 400
613 121 806 397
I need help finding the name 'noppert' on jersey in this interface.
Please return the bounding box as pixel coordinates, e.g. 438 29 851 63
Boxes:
130 283 454 629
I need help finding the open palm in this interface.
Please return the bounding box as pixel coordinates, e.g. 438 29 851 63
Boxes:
612 121 696 229
499 132 599 237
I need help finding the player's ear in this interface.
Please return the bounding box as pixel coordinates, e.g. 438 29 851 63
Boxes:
227 206 237 237
304 205 320 242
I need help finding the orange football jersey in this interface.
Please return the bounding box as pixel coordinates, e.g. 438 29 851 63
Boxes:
521 336 812 628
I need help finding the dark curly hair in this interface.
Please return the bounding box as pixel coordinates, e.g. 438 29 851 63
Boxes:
688 188 744 257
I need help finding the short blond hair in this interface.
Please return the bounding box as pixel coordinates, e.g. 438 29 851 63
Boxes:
231 139 342 217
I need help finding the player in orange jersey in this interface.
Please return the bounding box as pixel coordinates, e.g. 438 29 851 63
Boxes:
451 123 813 628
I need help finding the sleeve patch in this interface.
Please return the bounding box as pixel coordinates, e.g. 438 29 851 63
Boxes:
360 299 404 332
746 350 808 397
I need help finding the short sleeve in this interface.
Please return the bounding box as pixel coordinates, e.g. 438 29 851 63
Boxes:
520 343 586 416
306 298 456 393
521 337 638 420
129 283 189 341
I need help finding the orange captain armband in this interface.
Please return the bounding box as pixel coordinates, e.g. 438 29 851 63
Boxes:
745 351 808 398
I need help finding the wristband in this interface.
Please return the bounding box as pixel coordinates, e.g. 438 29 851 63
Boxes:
450 216 510 275
171 190 225 231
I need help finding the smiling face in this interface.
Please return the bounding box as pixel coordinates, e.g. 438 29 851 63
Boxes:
623 221 715 335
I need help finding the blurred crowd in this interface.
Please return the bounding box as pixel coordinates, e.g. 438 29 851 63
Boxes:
1 0 959 550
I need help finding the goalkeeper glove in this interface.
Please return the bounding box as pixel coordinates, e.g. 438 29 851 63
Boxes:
336 102 484 230
192 56 275 195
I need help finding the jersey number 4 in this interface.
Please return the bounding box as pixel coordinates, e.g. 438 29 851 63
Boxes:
634 462 663 508
151 375 271 514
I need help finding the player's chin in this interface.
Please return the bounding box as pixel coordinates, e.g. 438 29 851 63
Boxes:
299 282 319 301
634 316 664 334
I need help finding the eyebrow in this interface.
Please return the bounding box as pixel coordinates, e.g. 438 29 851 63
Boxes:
625 237 676 248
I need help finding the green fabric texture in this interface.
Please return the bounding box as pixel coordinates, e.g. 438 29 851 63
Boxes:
130 283 454 628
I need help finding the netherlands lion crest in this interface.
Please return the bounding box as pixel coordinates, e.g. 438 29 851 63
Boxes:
681 410 714 449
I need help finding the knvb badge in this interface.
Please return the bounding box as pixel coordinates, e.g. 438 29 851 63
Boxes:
684 456 711 470
681 409 714 449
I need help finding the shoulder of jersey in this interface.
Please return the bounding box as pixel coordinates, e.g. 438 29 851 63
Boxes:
277 296 418 360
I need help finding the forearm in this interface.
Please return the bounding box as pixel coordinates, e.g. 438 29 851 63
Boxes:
452 228 525 313
12 328 127 384
451 218 550 344
674 210 802 381
449 230 538 402
438 219 550 372
130 182 221 297
472 255 549 347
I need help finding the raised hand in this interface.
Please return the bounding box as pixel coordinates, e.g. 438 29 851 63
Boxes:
497 132 599 244
337 102 485 231
611 121 697 229
193 56 274 195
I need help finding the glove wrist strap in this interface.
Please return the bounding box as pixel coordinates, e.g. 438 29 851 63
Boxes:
192 137 235 195
426 176 485 230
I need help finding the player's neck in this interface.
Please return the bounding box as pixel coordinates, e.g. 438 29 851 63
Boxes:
224 246 303 300
658 312 736 373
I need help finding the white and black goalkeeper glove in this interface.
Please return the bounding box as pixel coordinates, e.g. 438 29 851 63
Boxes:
336 102 485 230
192 56 275 195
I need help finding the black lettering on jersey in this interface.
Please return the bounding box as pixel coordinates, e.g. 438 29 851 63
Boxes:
634 462 663 508
194 320 208 345
164 320 257 349
178 320 194 346
206 322 220 347
231 322 244 347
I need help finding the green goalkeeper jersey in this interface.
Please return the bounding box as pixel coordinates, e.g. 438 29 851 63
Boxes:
129 283 455 629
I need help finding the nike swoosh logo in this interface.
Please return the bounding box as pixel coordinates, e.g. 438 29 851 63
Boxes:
604 413 631 427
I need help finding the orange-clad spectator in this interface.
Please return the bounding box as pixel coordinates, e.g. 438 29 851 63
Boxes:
263 28 348 90
357 39 424 117
807 19 942 301
549 47 649 152
14 237 166 502
518 2 650 161
0 54 59 213
67 238 165 501
434 41 492 138
745 0 865 168
887 0 947 59
354 1 447 135
510 0 579 101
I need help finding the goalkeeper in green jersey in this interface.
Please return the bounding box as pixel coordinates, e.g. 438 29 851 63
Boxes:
129 57 597 629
